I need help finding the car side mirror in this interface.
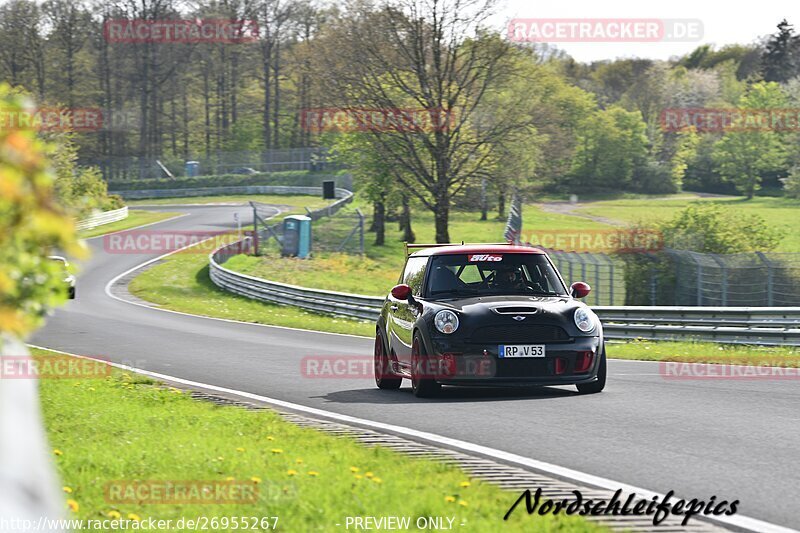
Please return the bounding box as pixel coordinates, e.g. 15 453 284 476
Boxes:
570 282 591 299
391 284 412 300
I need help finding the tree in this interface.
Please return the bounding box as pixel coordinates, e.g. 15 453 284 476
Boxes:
761 19 799 82
712 82 788 198
319 0 530 243
0 85 85 335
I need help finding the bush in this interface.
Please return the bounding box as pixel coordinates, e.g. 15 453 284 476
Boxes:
0 86 85 335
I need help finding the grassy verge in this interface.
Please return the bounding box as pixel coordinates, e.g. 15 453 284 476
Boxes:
127 194 332 210
608 340 800 365
225 203 611 297
78 210 182 239
128 246 375 337
35 347 599 532
575 196 800 251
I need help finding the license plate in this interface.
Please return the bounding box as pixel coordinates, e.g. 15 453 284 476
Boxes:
498 345 545 358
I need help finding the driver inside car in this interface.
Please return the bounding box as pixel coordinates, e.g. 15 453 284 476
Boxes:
490 264 526 291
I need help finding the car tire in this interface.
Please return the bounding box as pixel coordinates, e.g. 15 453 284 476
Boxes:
374 329 401 390
576 344 606 394
411 334 441 398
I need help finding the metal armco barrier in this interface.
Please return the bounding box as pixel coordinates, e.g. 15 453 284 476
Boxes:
75 206 128 231
209 241 800 345
110 185 350 201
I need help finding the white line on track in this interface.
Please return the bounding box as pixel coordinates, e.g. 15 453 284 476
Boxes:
27 343 798 533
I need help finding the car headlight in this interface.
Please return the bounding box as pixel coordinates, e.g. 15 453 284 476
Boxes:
434 310 459 334
574 307 596 333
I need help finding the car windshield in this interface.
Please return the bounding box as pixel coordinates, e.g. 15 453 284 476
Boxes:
426 253 568 298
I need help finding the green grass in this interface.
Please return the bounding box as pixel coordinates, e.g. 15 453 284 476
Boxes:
226 203 611 297
608 340 800 365
126 194 332 211
576 196 800 251
78 210 182 239
128 244 375 337
35 347 600 532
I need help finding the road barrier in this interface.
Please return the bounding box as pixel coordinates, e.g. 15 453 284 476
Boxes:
110 185 350 201
209 246 800 344
75 206 128 231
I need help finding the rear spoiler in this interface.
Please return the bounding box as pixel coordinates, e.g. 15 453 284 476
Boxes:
404 242 513 256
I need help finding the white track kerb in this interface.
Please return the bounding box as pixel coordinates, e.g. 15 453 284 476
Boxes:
63 205 794 533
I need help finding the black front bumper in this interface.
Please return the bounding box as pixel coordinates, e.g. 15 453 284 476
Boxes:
426 335 602 386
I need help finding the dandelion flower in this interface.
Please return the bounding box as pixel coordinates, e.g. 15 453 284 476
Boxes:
296 458 303 464
307 471 319 477
460 481 471 488
354 475 363 480
271 449 283 454
365 472 374 478
350 467 359 473
107 511 121 519
266 436 274 441
128 513 141 521
250 477 262 484
458 500 468 507
372 477 382 484
225 476 235 481
66 500 79 513
236 447 245 452
445 496 456 503
53 449 63 456
62 486 73 494
287 470 297 476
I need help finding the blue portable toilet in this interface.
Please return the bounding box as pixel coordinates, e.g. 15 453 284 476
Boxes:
282 215 312 258
185 161 200 177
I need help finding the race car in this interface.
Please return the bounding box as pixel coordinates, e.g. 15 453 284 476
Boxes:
48 255 76 299
374 243 605 397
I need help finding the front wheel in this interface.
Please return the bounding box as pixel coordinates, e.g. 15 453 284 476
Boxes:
576 344 606 394
374 329 401 390
411 334 441 398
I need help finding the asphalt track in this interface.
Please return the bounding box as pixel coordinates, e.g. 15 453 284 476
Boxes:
31 204 800 530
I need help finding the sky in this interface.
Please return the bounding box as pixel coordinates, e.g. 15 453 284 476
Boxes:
495 0 796 62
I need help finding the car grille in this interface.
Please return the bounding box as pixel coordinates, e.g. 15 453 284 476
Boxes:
494 358 550 377
470 325 570 344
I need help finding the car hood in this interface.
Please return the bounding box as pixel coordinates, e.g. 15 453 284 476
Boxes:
430 295 575 313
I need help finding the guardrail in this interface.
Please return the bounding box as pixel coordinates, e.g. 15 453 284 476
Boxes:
110 184 352 200
209 246 800 344
75 206 128 231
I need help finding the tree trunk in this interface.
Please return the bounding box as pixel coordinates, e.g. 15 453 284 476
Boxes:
497 191 506 219
374 200 385 245
480 179 488 220
402 195 415 243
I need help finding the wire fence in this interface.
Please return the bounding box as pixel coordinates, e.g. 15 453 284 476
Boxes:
85 147 340 181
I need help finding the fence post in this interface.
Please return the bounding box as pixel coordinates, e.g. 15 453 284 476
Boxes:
710 254 727 306
608 262 614 305
357 209 365 255
756 252 774 306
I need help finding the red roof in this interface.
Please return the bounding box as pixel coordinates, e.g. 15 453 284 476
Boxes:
410 244 545 256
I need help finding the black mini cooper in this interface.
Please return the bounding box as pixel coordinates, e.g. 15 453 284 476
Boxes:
374 244 605 397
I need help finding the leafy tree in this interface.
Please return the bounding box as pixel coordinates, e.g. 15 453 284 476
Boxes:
712 82 788 198
761 19 799 82
0 86 85 336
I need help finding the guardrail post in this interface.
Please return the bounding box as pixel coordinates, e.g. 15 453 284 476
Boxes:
608 262 614 305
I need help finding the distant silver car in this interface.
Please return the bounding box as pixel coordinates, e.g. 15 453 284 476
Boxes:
48 256 75 299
